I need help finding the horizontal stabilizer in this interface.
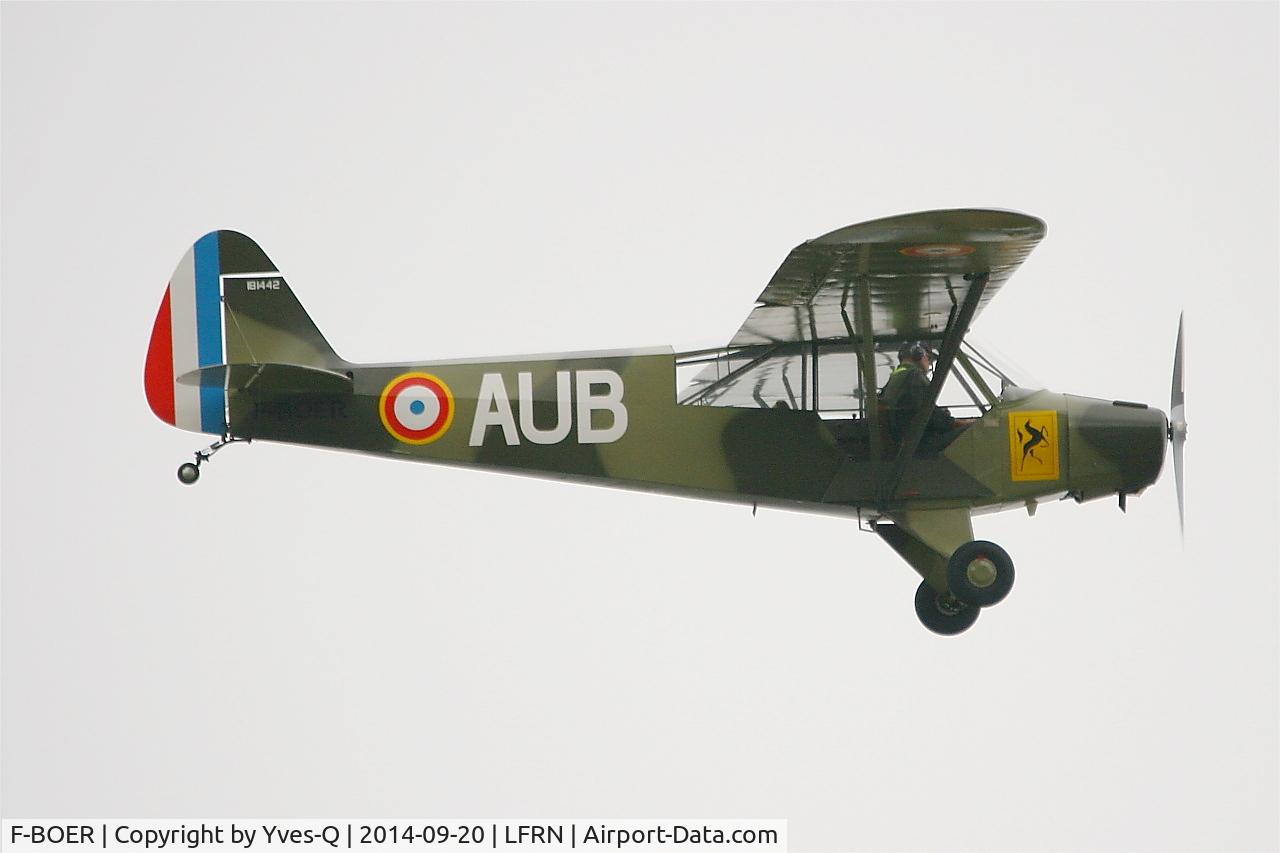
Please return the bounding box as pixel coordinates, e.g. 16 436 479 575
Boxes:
175 362 353 395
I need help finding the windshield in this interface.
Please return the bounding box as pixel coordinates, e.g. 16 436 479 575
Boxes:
963 335 1043 392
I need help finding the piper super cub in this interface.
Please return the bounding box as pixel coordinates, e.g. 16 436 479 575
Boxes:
144 209 1187 634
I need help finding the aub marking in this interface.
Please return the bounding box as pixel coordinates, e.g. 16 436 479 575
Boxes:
469 370 628 447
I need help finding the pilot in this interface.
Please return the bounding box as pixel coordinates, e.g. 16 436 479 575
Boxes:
879 342 971 452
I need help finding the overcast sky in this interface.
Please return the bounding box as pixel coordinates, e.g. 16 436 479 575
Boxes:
3 3 1277 851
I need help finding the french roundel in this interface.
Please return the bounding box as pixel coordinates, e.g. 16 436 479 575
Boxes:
899 243 976 258
379 373 455 445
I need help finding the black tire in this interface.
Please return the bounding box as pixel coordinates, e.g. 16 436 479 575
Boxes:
947 540 1014 607
177 462 200 485
914 580 980 635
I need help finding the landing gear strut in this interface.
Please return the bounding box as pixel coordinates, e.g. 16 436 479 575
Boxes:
874 521 1014 635
176 434 249 485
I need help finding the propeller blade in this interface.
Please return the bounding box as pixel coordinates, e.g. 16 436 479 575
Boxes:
1173 430 1185 536
1169 312 1187 537
1171 312 1184 412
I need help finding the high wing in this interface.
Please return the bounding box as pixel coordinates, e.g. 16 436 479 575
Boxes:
681 209 1045 408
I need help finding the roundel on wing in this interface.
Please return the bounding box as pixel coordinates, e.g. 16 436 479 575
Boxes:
899 244 976 257
379 372 455 444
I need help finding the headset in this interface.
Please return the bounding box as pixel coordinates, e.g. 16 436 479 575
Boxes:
898 341 929 363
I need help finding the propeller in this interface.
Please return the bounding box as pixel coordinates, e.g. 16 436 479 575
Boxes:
1169 313 1187 536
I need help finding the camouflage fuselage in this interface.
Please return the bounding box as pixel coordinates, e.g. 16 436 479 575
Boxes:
232 349 1167 518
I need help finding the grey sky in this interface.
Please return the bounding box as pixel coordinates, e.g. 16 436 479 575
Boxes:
2 3 1277 850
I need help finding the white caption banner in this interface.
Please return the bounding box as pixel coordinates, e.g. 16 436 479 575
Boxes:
2 820 787 852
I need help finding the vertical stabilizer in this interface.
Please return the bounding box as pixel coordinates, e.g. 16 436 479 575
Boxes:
144 231 341 435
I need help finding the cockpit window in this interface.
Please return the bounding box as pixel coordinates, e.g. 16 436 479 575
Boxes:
676 337 1036 417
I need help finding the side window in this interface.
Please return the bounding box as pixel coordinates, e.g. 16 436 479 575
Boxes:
677 339 1014 419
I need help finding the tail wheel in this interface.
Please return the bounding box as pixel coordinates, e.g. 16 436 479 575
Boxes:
947 540 1014 607
177 462 200 485
914 581 980 635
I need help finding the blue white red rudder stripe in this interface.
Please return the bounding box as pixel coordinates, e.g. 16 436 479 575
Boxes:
144 230 341 435
144 233 226 434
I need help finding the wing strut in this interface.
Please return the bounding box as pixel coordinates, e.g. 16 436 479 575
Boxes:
853 277 883 491
878 272 990 506
808 312 820 411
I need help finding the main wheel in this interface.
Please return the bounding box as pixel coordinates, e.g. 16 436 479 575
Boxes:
914 580 980 635
177 462 200 485
947 540 1014 607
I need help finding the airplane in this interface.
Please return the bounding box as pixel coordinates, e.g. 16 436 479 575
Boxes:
143 209 1187 634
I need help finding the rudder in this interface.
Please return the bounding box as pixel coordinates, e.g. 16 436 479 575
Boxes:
144 231 342 434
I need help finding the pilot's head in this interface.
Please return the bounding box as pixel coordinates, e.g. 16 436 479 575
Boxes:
899 341 931 370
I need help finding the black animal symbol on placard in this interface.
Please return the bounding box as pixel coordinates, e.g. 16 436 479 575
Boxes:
1018 419 1048 469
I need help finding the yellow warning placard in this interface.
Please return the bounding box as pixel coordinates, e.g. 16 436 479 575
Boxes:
1008 410 1060 481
